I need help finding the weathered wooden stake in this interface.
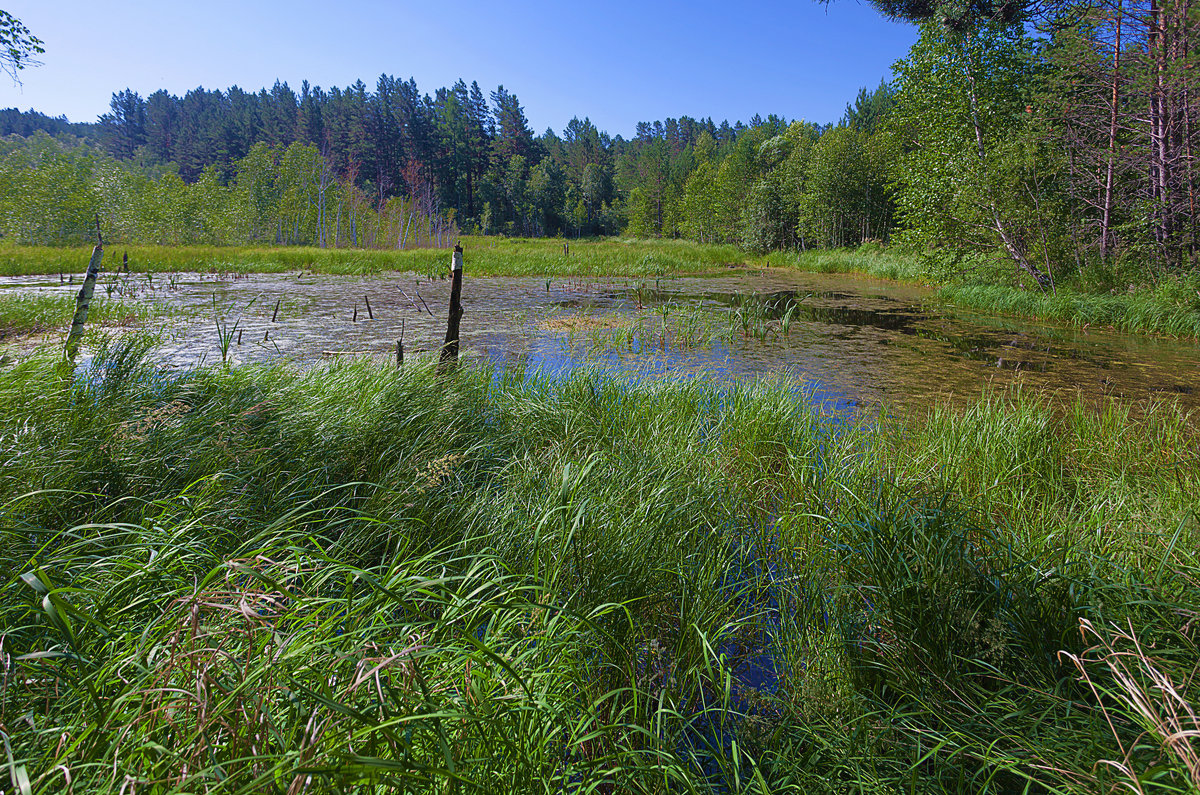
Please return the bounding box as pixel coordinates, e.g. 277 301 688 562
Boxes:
64 237 104 362
440 245 464 364
272 298 280 322
564 242 569 256
237 329 243 345
397 318 404 366
123 252 128 272
364 295 374 319
264 330 269 341
353 305 358 323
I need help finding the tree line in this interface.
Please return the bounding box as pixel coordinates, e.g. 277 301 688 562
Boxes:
3 0 1200 287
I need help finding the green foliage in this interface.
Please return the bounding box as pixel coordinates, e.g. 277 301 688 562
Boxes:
889 23 1038 253
867 0 1032 31
842 80 898 135
740 178 790 253
797 126 893 248
0 134 459 247
0 9 43 83
0 343 1196 791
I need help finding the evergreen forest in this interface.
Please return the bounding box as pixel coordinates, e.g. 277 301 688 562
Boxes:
1 0 1198 296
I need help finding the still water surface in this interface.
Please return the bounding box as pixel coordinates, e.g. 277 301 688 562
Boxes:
5 269 1199 411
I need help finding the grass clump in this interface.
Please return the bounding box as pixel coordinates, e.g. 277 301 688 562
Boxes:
0 293 157 342
939 283 1200 338
792 243 926 283
0 339 1198 791
789 244 1200 338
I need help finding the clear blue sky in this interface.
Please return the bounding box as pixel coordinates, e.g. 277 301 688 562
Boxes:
1 0 917 137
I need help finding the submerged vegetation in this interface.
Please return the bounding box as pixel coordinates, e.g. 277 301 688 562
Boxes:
1 338 1197 792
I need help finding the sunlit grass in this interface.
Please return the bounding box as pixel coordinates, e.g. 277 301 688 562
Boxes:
0 337 1197 792
940 282 1200 338
792 243 926 282
0 292 161 342
0 237 751 278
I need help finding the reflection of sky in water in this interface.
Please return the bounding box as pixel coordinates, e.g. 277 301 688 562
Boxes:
4 270 1200 411
480 334 865 416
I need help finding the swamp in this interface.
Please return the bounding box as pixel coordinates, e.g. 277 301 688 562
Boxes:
1 240 1198 793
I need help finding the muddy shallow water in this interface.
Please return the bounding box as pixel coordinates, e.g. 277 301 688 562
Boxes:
4 269 1199 411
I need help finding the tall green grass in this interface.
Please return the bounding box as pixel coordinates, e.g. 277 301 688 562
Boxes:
790 244 1200 338
791 244 926 283
0 340 1197 791
0 293 159 342
0 237 750 279
940 283 1200 338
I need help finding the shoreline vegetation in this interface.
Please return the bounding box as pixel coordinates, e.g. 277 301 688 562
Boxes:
3 3 1199 789
1 342 1197 792
4 238 1200 339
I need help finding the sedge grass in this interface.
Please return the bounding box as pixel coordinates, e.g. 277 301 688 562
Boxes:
0 292 161 342
940 283 1200 339
791 244 927 283
790 245 1200 339
0 339 1197 791
0 237 750 279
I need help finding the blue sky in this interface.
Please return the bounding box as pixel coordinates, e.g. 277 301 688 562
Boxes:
1 1 917 137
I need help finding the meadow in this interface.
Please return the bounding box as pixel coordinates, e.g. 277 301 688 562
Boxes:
0 336 1196 793
0 238 753 280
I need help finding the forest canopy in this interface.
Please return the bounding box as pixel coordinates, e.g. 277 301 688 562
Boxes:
3 0 1200 291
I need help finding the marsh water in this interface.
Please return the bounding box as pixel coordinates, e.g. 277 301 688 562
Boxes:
5 268 1200 411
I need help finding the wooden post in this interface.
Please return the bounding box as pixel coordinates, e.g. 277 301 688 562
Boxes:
64 241 104 362
564 242 569 256
440 245 464 364
353 305 358 323
272 298 280 322
397 318 404 366
364 295 374 319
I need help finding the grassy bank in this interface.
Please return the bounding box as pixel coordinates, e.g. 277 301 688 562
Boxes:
790 245 1200 338
792 244 927 283
939 282 1200 338
1 341 1197 792
0 293 160 342
0 237 751 279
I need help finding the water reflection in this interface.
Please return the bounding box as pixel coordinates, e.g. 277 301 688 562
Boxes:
3 270 1198 410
